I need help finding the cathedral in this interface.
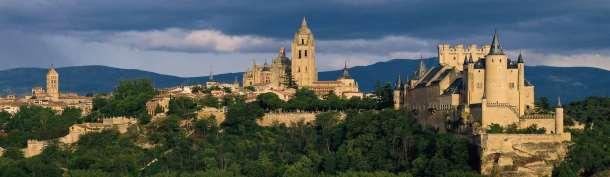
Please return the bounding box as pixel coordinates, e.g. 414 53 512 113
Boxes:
0 66 94 115
393 31 567 135
243 18 362 98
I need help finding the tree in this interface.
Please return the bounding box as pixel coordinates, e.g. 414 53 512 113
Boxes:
374 82 394 109
244 86 256 92
199 95 220 108
282 69 297 89
167 96 199 119
92 79 156 123
486 123 504 133
221 101 264 135
256 92 284 111
535 97 552 113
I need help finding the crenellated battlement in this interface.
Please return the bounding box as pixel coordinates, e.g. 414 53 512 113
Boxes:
438 43 491 71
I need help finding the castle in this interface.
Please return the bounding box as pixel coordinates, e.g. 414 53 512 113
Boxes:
0 67 93 115
243 18 363 98
393 31 571 177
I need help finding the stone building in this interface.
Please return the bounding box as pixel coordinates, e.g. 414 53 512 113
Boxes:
243 48 287 89
46 67 60 100
243 17 362 98
0 66 93 115
393 31 571 176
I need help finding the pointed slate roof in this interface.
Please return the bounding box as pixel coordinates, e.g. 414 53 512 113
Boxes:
488 30 504 55
340 60 352 79
517 52 524 63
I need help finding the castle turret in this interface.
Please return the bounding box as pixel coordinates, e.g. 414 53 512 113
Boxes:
517 52 526 115
291 17 317 87
46 66 59 100
483 30 509 103
555 97 564 134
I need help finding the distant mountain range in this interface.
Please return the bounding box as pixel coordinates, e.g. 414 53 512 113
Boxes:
1 59 609 102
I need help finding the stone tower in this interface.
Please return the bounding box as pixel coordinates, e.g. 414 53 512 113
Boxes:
291 17 317 87
271 47 291 88
46 66 60 99
483 31 508 103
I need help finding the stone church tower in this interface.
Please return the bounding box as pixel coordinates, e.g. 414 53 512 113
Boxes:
291 17 317 87
46 66 60 99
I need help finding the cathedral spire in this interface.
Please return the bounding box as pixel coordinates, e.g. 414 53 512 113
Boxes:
209 66 214 81
279 47 286 57
301 16 308 27
557 97 562 107
341 60 351 79
489 30 504 55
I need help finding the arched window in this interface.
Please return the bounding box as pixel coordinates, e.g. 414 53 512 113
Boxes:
298 50 302 58
301 39 305 44
304 50 308 57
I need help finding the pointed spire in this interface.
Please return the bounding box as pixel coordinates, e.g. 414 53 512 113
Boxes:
517 51 524 63
279 47 286 57
341 60 351 78
301 16 308 27
489 29 504 55
557 97 562 107
395 75 403 89
417 57 427 79
468 54 474 63
209 66 214 81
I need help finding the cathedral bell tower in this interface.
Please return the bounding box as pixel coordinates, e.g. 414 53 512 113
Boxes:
291 17 317 87
46 66 60 100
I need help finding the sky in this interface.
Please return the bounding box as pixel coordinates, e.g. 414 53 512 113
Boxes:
0 0 609 77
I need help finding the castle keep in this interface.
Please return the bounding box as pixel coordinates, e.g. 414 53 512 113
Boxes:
393 31 571 177
243 18 363 98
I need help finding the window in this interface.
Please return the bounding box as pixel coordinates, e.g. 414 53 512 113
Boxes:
509 82 515 89
301 39 304 44
298 50 302 58
304 50 308 57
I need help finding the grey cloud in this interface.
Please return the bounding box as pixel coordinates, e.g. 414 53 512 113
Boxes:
0 0 609 76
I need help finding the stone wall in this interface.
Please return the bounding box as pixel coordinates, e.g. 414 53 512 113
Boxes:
258 112 319 126
478 133 571 177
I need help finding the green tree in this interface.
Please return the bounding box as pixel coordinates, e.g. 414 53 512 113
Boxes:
536 97 552 113
94 79 156 123
167 96 199 119
256 92 284 111
199 95 221 108
221 101 264 135
486 123 504 133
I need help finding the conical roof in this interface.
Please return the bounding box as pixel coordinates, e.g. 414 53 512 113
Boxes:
488 30 504 55
517 52 524 63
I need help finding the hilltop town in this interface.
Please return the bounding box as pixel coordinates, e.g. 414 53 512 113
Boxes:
0 18 606 177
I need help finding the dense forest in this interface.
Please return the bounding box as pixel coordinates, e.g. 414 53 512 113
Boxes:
0 79 607 177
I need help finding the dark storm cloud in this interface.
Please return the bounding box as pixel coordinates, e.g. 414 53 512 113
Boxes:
1 0 608 51
0 0 609 75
